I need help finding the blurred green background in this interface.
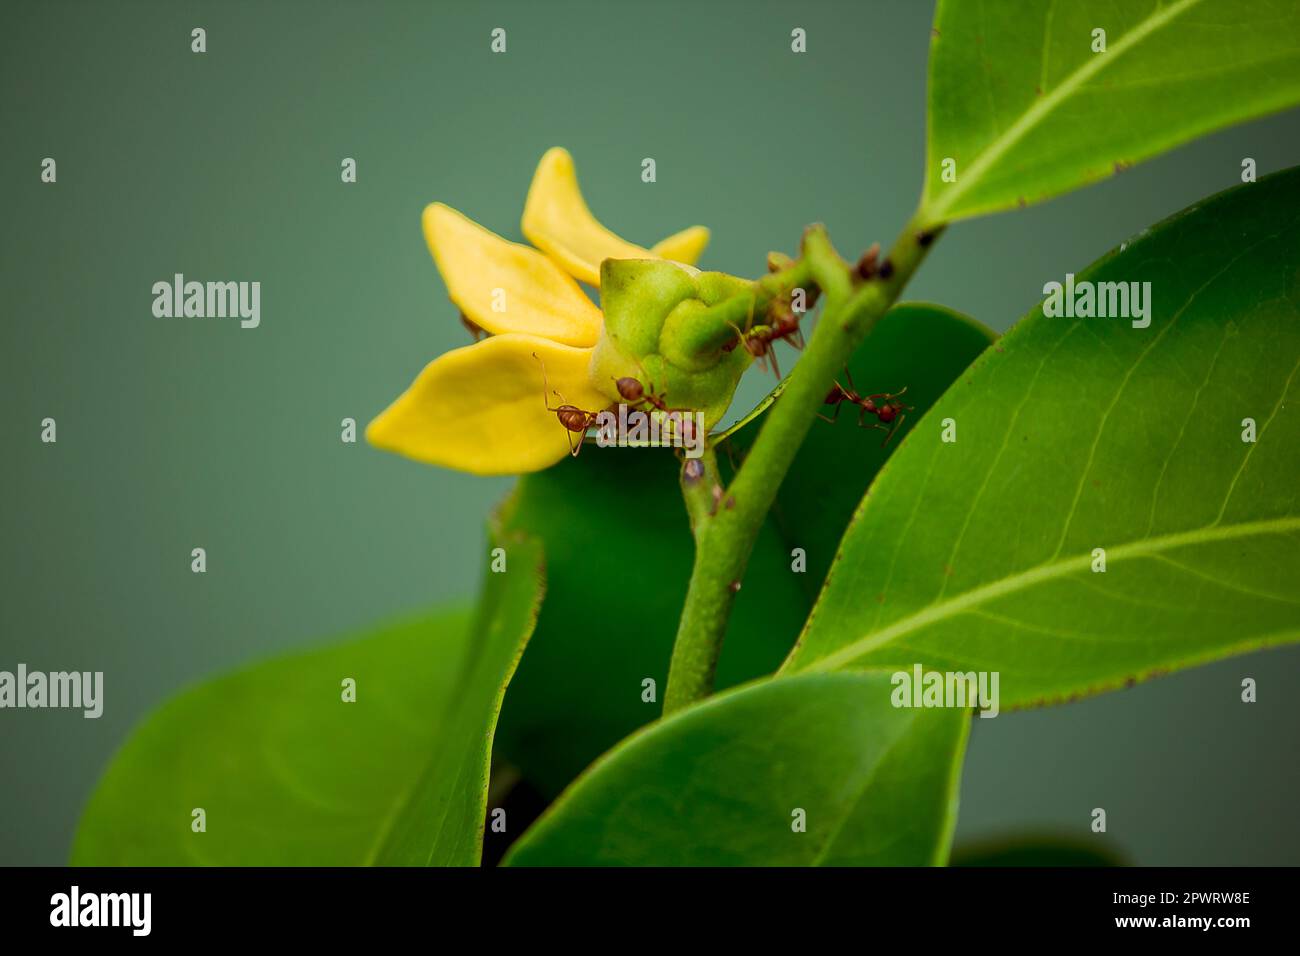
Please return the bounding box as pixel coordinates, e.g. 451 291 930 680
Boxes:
2 0 1297 866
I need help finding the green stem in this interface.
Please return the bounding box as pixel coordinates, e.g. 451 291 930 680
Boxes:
662 214 942 715
679 445 721 538
666 444 729 708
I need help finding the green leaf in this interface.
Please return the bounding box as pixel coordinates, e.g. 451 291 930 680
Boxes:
713 377 789 443
503 671 970 866
787 168 1300 705
493 447 805 797
373 528 544 864
725 303 996 597
921 0 1300 224
72 528 544 866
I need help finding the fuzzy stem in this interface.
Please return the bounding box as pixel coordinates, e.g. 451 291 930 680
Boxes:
662 215 942 715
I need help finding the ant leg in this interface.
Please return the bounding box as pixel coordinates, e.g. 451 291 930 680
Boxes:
865 386 909 405
724 320 747 353
817 402 842 424
879 414 906 447
858 417 889 437
567 428 590 457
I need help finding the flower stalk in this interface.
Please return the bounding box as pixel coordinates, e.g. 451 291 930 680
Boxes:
663 213 943 715
678 446 722 539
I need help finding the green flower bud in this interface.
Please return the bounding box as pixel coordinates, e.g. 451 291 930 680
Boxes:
590 259 758 432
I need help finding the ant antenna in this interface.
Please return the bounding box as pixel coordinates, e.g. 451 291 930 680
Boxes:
532 351 567 409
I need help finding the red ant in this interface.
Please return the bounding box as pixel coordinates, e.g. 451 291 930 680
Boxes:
768 306 806 350
819 368 912 445
727 307 806 379
612 373 701 451
534 352 609 457
613 374 669 413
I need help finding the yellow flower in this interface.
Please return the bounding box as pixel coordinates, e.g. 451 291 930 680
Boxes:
366 148 710 475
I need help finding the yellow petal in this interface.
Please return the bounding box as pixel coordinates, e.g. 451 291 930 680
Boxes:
652 225 711 265
423 202 602 347
367 334 610 476
522 147 710 286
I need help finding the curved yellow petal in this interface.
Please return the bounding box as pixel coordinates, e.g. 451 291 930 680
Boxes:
367 334 609 476
522 147 710 286
423 203 602 347
652 225 711 265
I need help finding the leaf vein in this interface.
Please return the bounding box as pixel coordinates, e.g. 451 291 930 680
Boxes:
801 514 1300 673
926 0 1204 221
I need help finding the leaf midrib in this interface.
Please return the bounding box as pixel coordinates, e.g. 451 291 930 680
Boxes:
925 0 1204 221
796 514 1300 673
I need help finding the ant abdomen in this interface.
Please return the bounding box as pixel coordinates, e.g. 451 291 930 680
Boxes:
556 406 592 432
615 377 644 402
